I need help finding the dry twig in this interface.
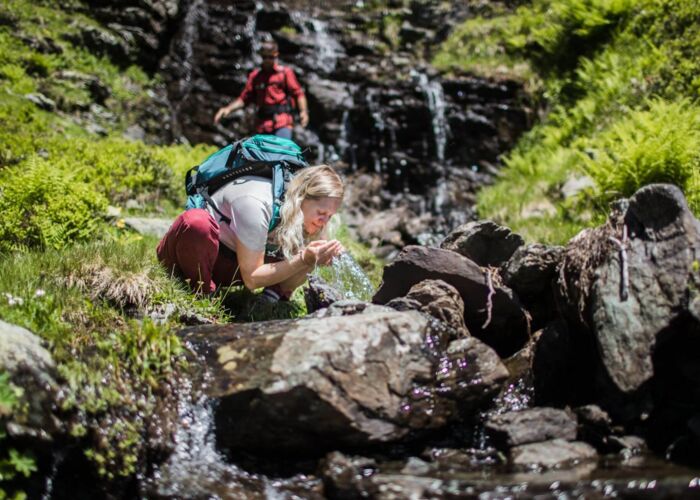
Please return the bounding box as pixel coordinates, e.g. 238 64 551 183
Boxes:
608 225 629 301
482 268 496 329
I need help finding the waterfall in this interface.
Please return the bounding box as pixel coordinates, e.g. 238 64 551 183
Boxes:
413 71 451 212
170 0 205 141
413 71 449 163
338 109 358 170
244 2 263 65
290 14 342 74
366 89 386 173
309 19 342 74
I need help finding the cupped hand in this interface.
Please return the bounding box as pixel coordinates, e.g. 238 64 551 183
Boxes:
302 240 344 267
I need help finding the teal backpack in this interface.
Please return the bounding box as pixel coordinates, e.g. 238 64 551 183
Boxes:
185 134 309 231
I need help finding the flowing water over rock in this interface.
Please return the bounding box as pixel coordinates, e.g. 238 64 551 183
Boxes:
316 252 375 302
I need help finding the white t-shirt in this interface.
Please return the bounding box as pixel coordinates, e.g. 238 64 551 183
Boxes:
206 176 274 252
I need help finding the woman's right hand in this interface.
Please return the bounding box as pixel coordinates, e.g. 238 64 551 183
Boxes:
302 240 344 267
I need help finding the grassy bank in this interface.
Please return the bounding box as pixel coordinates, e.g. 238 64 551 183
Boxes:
435 0 700 244
0 0 382 494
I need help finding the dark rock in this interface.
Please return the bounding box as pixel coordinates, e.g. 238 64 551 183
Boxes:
502 243 564 328
510 439 598 469
531 320 596 407
318 451 378 499
356 207 410 246
180 310 506 455
373 245 530 357
556 184 700 421
439 337 509 411
399 22 433 45
608 435 647 454
304 275 343 314
385 296 423 312
574 405 613 450
422 447 503 470
386 279 469 337
306 76 353 123
256 8 291 32
485 408 577 448
502 335 537 385
0 320 62 440
64 22 131 65
441 220 524 267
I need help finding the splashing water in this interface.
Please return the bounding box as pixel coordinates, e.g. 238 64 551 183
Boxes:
148 376 287 498
317 252 375 302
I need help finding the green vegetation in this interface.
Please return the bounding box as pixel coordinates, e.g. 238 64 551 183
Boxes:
435 0 700 243
0 373 36 500
0 0 382 488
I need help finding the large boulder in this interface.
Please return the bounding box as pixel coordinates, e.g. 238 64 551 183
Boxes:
0 320 62 440
556 184 700 423
440 221 524 267
179 310 507 455
373 246 530 357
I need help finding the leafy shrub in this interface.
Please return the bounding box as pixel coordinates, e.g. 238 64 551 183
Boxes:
0 158 107 251
433 0 635 83
584 99 700 209
529 0 635 71
0 372 37 499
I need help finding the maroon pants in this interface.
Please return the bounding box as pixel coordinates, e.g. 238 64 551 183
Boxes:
156 209 289 298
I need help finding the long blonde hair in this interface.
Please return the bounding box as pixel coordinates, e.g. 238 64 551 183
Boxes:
274 165 344 259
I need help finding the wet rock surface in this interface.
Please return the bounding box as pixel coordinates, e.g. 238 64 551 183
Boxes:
179 310 507 455
85 0 533 246
485 408 578 448
303 274 343 314
373 245 530 357
386 279 469 337
510 439 598 470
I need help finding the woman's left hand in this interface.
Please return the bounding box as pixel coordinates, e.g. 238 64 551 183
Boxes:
306 240 344 266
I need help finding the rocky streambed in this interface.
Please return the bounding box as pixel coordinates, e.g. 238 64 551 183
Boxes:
159 183 700 497
7 183 700 497
158 183 700 498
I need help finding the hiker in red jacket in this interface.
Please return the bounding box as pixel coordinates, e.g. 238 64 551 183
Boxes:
213 40 309 139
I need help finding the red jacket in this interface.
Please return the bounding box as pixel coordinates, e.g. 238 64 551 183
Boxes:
238 63 305 133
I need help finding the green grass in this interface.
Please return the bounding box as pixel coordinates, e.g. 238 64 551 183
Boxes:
435 0 700 243
0 0 368 487
0 233 232 479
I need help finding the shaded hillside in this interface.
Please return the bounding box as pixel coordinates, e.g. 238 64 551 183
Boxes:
435 0 700 243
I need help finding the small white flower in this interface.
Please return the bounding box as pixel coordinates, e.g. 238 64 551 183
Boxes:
5 293 23 306
34 289 46 298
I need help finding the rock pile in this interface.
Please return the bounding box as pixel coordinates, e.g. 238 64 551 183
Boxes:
176 183 700 475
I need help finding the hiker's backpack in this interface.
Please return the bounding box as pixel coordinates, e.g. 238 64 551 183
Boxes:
185 134 309 231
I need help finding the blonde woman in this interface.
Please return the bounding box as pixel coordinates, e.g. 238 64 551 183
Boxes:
157 165 344 301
